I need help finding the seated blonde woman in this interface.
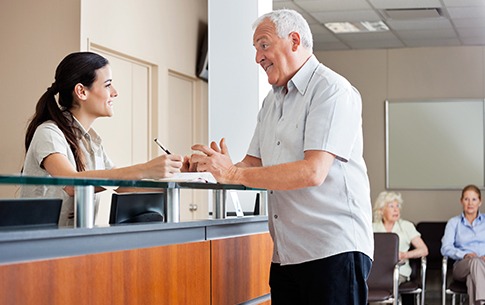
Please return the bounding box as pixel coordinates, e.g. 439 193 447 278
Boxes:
372 191 429 284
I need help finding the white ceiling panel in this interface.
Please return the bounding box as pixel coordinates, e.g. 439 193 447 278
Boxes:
338 31 401 42
368 0 442 9
269 0 485 51
448 7 485 19
314 41 350 50
443 0 485 7
456 27 485 38
294 0 372 11
397 28 457 40
386 18 453 31
311 10 382 23
346 39 404 49
462 36 485 45
452 18 485 28
403 38 461 47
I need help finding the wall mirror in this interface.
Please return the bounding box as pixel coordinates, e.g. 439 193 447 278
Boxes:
385 99 484 189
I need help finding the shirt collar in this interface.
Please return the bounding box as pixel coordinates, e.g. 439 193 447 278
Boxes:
272 55 319 96
273 55 320 94
63 111 102 144
460 212 484 224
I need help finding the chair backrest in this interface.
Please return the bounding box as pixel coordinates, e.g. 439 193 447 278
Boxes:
408 251 422 282
416 222 447 270
368 232 400 290
109 192 165 224
0 198 62 228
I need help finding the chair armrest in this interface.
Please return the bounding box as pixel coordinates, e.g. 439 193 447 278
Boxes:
393 263 400 305
442 256 448 305
421 256 427 305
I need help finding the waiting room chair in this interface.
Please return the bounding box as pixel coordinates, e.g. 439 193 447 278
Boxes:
441 256 467 305
416 221 448 304
368 232 400 305
399 255 426 305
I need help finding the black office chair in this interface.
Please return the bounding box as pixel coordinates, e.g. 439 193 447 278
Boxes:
109 192 165 224
0 198 62 228
442 257 467 305
399 254 426 305
368 232 400 305
415 221 448 304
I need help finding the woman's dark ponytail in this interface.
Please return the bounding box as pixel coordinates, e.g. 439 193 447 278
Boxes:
24 52 109 172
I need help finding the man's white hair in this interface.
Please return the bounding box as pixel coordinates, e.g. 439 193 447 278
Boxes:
253 9 313 51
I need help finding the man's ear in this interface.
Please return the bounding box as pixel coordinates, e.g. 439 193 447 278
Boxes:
289 32 301 52
73 83 88 100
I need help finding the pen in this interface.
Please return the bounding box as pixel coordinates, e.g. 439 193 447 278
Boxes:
154 138 171 155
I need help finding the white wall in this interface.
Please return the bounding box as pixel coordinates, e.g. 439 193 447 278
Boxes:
208 0 272 211
208 0 271 162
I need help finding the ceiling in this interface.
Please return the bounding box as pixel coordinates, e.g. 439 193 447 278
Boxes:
273 0 485 51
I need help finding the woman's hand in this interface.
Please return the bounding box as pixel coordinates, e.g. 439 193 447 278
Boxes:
144 154 183 178
464 253 478 259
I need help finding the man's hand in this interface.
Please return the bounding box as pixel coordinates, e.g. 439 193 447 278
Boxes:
190 138 238 184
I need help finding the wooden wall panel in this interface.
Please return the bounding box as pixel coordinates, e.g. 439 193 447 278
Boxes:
211 233 272 305
0 241 211 305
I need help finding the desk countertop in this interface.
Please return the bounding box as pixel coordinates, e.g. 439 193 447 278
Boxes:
0 216 268 264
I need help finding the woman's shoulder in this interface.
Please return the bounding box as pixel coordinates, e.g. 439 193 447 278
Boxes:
372 221 385 232
33 121 62 135
31 121 65 144
398 218 416 228
446 215 462 225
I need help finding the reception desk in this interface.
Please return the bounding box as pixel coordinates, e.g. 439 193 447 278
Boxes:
0 217 272 305
0 175 272 305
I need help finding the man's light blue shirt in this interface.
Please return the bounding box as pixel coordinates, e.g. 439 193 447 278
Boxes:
441 212 485 260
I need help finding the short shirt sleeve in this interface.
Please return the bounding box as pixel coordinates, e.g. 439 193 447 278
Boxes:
30 122 72 168
304 81 362 162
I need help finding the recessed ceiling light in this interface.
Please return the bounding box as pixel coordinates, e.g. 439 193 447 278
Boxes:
325 21 389 34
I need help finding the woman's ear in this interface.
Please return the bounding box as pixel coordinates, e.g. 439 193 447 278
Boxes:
73 83 88 100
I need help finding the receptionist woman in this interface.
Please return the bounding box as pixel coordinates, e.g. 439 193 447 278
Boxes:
20 52 184 227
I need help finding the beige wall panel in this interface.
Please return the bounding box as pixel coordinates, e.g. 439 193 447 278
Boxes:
92 54 134 167
0 0 80 197
388 47 484 99
316 50 388 203
316 46 484 223
81 0 208 152
167 71 209 220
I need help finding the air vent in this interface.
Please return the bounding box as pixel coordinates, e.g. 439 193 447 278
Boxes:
384 8 442 20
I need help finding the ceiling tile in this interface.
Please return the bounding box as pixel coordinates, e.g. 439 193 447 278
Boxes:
443 0 485 7
403 38 461 47
346 39 404 49
456 27 485 38
462 36 485 44
314 41 351 50
368 0 443 9
309 23 333 34
272 1 319 24
396 28 457 40
294 0 372 12
337 31 401 42
272 0 485 51
448 7 485 19
452 18 485 28
386 18 453 31
311 10 382 23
